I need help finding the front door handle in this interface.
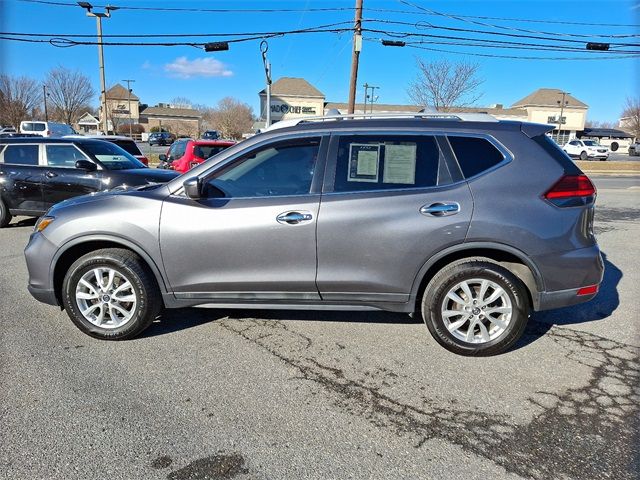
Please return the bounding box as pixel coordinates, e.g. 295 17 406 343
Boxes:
45 171 58 178
420 202 460 217
276 211 313 225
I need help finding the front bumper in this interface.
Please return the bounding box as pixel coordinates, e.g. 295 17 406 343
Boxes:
24 231 59 306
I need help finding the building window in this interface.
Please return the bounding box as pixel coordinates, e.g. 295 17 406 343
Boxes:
549 130 571 145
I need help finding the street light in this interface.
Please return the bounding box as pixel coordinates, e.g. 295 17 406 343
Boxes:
122 79 135 137
260 40 272 128
77 1 117 135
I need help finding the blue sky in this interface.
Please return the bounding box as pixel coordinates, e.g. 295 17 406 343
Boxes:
1 0 639 122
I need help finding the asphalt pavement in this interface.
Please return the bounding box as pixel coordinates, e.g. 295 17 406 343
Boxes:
0 175 638 480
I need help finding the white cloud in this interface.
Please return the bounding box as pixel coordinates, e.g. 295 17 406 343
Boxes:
164 56 233 79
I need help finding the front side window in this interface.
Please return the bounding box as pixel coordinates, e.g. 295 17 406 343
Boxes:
333 135 450 193
203 138 320 198
45 145 88 168
2 144 39 165
448 136 505 179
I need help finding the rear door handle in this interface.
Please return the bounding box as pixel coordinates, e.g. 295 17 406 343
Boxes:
276 211 313 225
45 171 58 178
420 202 460 217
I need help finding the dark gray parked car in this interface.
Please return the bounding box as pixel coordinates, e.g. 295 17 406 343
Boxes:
24 114 603 355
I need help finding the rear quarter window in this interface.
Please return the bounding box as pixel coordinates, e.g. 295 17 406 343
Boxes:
448 136 504 178
1 144 40 165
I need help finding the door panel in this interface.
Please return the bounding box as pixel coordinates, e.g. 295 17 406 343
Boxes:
42 144 101 206
316 186 472 302
0 144 44 212
160 195 320 299
316 133 473 303
159 136 326 300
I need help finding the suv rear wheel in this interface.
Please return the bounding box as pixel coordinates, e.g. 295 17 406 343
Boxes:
421 258 530 356
62 248 161 340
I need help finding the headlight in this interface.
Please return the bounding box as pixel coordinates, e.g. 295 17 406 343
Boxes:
34 216 55 232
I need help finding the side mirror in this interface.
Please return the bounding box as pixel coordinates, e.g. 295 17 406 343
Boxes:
158 154 167 162
75 160 97 171
183 177 202 199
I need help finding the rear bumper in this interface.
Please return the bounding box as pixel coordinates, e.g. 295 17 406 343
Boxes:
532 244 604 311
27 285 59 306
536 286 598 311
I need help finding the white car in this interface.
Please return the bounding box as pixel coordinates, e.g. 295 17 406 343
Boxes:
20 121 76 137
629 141 640 156
563 139 609 161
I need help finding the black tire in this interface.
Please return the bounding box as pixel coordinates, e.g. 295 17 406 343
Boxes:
579 151 588 160
0 198 12 228
610 142 618 152
61 248 162 340
421 258 530 356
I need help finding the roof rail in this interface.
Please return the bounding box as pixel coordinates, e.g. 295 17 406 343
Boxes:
262 112 499 132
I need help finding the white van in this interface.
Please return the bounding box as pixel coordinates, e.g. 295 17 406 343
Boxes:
19 121 76 137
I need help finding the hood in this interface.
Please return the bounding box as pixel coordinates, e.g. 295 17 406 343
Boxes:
47 183 167 215
116 168 180 182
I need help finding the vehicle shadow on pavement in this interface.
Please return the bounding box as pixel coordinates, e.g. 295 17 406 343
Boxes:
143 308 418 338
518 252 621 350
6 217 37 228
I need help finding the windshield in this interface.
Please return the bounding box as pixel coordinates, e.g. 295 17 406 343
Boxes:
83 141 146 170
583 140 600 146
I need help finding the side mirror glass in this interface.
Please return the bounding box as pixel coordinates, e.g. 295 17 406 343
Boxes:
75 159 97 171
183 177 202 199
158 154 167 161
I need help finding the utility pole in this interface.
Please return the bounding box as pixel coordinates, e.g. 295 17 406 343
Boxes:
347 0 364 114
260 40 272 128
557 91 570 143
122 78 135 137
42 85 49 122
78 2 118 135
367 85 379 113
363 82 369 113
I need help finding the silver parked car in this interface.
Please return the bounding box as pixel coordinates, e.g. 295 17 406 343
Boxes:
24 113 603 356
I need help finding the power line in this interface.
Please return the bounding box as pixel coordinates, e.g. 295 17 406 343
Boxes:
0 21 355 38
397 0 640 37
391 41 640 61
364 19 640 47
16 0 357 13
362 28 640 54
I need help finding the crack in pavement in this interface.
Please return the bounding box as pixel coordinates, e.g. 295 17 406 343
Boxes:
216 318 639 480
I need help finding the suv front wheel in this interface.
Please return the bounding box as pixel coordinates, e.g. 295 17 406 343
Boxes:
62 248 161 340
421 258 530 356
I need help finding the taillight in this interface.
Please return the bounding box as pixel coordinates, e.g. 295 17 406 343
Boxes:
544 174 596 207
46 130 51 136
139 156 149 166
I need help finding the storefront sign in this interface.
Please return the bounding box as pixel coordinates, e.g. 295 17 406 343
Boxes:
271 104 316 115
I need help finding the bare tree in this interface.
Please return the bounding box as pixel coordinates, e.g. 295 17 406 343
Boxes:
45 66 95 125
585 120 616 129
208 97 254 139
620 96 640 138
0 74 42 128
407 59 483 111
171 97 193 108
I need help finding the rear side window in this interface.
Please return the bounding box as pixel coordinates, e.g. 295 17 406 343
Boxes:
2 144 39 165
448 136 504 178
333 135 452 193
22 122 46 132
194 144 230 159
111 140 142 156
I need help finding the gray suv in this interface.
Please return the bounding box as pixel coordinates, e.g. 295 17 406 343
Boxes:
24 114 603 356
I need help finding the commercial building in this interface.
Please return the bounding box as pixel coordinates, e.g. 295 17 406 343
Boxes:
257 79 593 147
